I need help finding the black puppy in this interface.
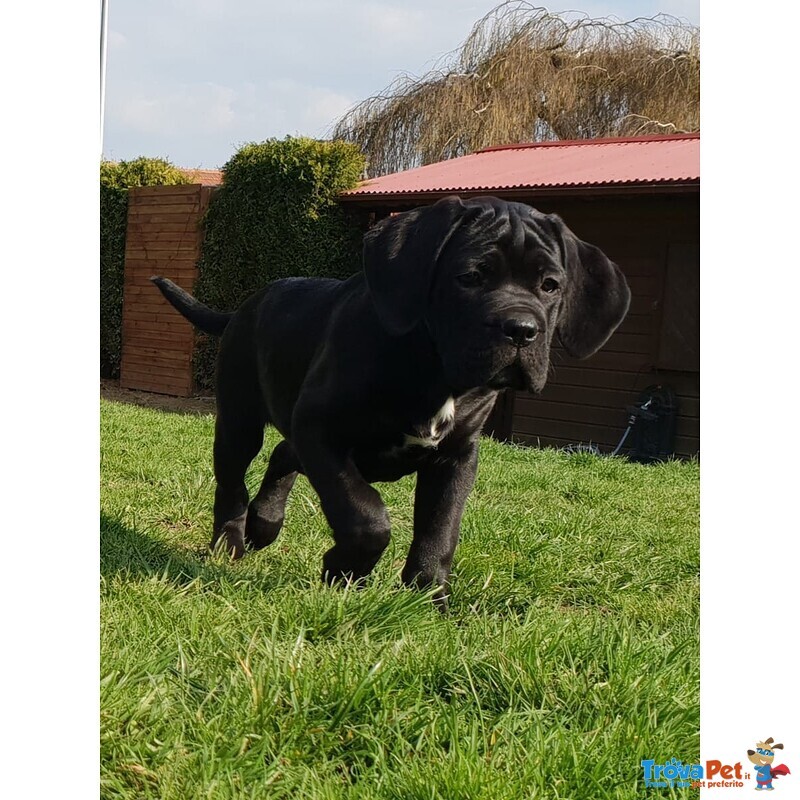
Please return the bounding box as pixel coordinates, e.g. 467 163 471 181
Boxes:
152 195 630 607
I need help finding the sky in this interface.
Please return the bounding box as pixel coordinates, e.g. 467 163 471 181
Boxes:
102 0 700 170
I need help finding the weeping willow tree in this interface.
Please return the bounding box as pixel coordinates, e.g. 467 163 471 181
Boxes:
332 2 699 177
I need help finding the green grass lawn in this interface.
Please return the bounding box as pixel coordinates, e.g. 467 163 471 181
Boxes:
100 397 699 799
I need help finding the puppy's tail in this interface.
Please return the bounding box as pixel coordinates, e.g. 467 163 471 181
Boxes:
150 276 232 337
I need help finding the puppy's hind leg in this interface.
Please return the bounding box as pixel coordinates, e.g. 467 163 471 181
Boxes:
245 439 300 549
211 410 265 559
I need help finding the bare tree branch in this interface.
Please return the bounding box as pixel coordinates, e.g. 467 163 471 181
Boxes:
331 2 699 177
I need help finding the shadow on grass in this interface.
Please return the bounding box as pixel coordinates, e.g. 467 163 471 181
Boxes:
100 513 313 595
100 513 207 583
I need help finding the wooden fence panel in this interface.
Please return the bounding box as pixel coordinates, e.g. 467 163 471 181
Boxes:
119 185 212 396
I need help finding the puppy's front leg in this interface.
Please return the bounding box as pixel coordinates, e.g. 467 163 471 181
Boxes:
403 444 479 610
292 425 391 584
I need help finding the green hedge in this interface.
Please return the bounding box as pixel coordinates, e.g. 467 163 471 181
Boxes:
192 137 366 389
100 158 189 378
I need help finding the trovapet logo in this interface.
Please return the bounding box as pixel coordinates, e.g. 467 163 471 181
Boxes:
641 758 743 789
642 737 791 791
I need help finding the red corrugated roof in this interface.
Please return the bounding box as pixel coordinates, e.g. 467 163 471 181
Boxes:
341 134 699 199
180 168 224 186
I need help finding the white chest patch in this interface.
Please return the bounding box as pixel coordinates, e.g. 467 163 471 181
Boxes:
403 396 456 449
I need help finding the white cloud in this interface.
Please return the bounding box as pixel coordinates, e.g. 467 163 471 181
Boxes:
113 82 237 136
361 4 430 44
171 0 227 20
107 30 126 50
261 80 356 136
305 88 355 135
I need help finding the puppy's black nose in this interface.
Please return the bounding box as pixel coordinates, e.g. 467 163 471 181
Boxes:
501 318 538 347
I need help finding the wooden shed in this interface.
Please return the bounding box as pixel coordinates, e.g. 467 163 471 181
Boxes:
339 134 700 458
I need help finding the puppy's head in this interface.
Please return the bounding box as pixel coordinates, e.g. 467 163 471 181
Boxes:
363 195 631 394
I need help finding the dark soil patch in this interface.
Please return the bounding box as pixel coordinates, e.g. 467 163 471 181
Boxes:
100 379 216 416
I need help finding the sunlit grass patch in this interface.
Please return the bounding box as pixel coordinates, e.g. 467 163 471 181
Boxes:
101 398 699 799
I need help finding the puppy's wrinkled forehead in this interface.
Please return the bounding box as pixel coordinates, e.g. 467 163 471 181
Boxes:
462 198 560 264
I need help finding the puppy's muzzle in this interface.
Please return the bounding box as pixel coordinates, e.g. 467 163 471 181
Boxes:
499 317 538 348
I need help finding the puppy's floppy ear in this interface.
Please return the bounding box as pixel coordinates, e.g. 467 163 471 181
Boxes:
550 215 632 359
363 196 469 335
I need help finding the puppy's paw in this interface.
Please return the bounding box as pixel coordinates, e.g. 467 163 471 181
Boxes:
244 508 284 550
210 525 246 560
321 547 379 587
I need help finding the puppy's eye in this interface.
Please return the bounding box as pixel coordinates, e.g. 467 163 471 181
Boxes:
456 271 484 288
541 278 560 293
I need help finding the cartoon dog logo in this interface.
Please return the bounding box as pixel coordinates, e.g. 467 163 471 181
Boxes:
747 738 791 791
